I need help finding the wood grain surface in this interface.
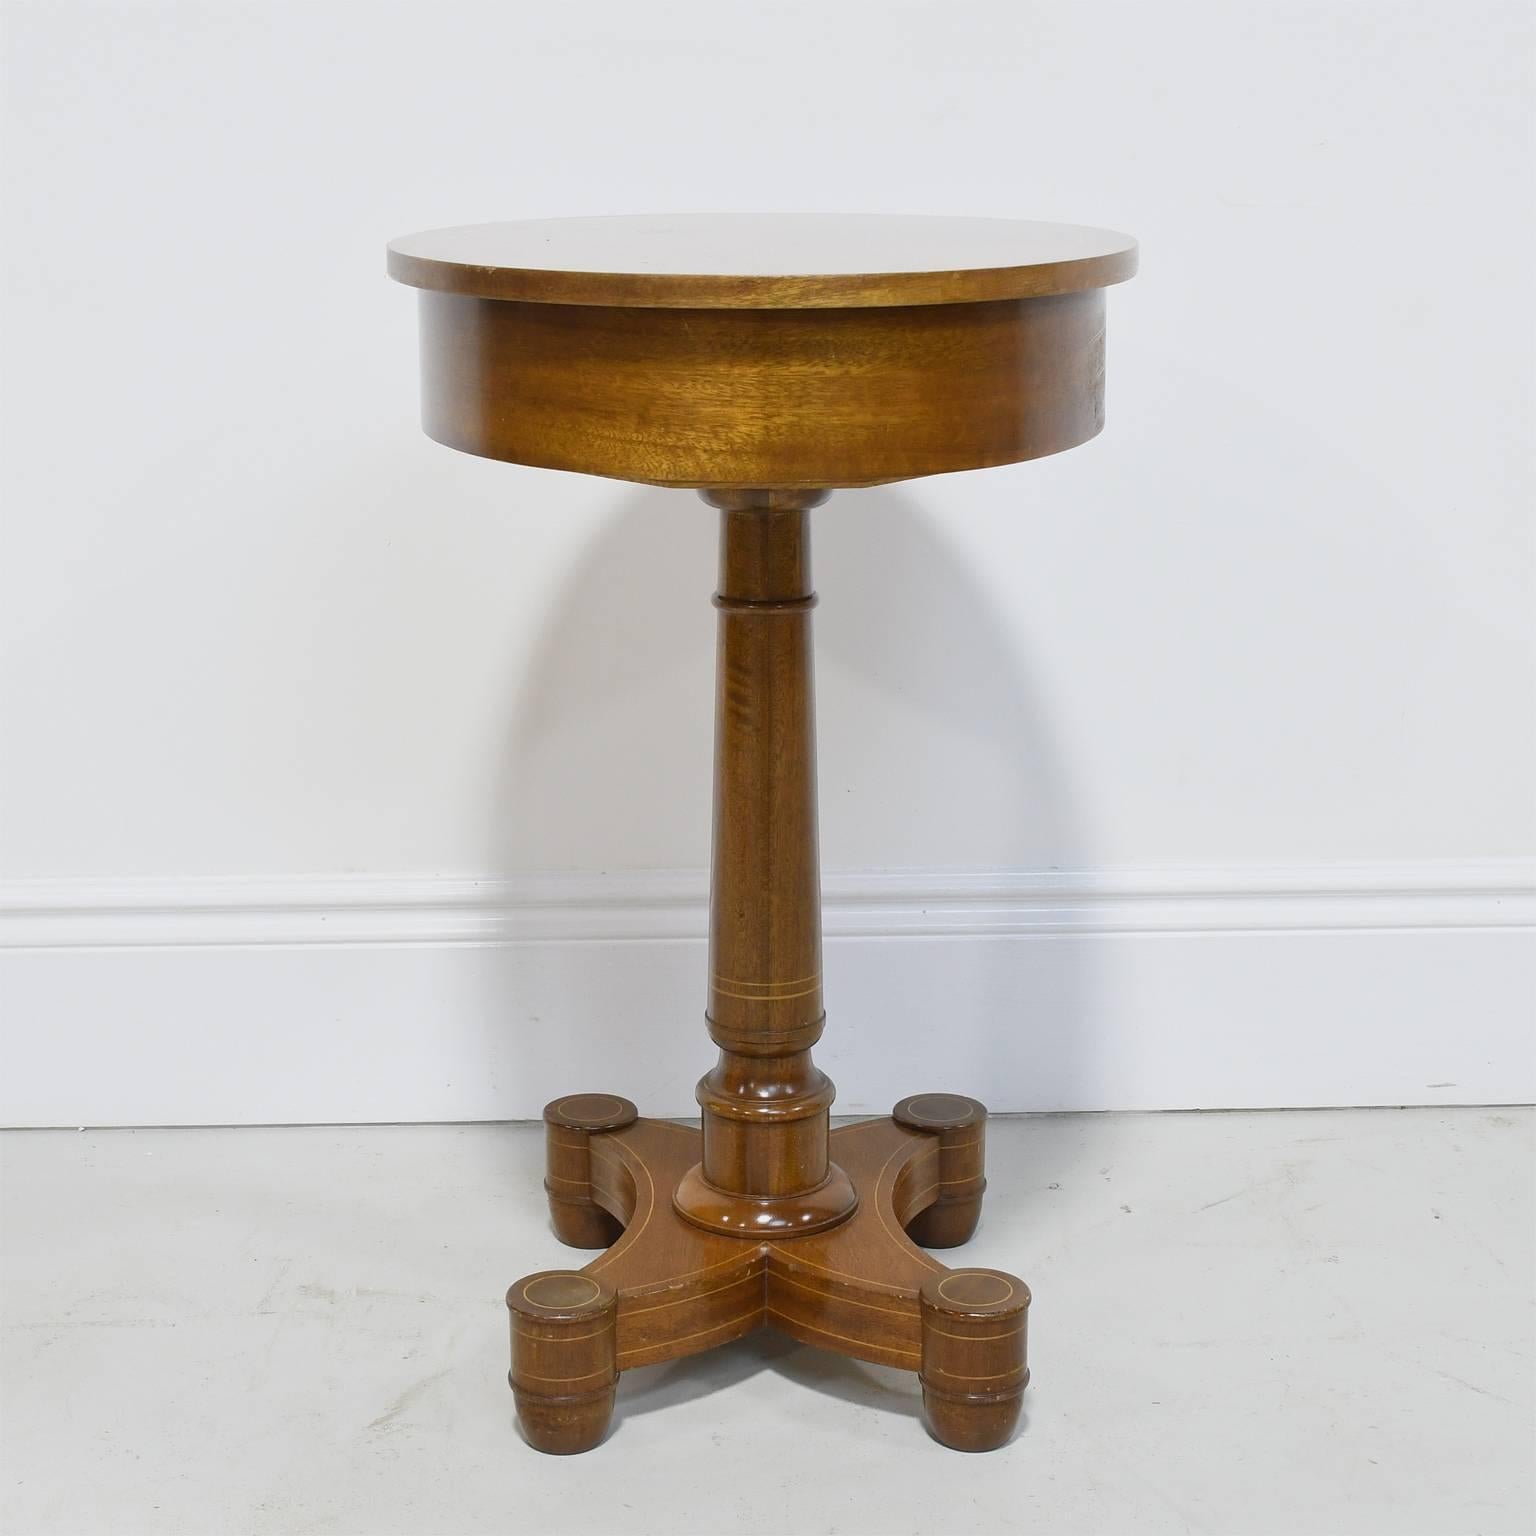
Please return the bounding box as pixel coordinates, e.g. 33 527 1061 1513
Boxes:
413 289 1108 488
388 212 1136 309
392 215 1134 1455
509 1109 1029 1454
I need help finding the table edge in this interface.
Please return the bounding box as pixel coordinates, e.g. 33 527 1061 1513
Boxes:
384 245 1138 308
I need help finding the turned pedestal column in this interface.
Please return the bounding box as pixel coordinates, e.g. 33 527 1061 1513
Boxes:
387 212 1137 1453
674 488 858 1237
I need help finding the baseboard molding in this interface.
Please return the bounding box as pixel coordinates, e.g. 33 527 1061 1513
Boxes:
3 863 1532 1125
6 861 1533 948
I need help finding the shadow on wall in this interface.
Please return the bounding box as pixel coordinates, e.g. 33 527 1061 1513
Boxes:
478 478 1108 1201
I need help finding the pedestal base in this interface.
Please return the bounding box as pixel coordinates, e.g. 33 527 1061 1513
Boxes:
507 1103 1029 1454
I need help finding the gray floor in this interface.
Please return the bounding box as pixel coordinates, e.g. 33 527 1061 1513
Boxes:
1 1108 1532 1536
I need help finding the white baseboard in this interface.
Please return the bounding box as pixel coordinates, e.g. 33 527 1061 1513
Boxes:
2 863 1532 1126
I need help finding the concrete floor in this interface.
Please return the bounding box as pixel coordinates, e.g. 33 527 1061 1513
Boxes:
1 1108 1531 1536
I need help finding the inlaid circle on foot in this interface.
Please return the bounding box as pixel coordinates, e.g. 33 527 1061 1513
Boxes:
918 1266 1030 1452
506 1269 619 1454
544 1093 639 1132
893 1093 984 1133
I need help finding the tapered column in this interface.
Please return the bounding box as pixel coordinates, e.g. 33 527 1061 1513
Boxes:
672 489 857 1236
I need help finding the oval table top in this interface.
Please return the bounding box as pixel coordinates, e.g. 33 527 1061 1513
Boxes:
386 212 1137 309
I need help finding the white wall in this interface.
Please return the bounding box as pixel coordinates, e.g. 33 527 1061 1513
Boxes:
2 0 1533 1124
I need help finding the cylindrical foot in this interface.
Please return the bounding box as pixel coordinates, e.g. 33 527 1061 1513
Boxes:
507 1270 619 1454
893 1093 987 1248
543 1094 638 1250
919 1268 1030 1452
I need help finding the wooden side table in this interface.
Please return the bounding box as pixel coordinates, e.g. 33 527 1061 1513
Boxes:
387 214 1137 1453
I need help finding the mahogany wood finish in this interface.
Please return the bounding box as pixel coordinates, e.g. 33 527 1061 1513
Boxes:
387 212 1136 309
413 290 1108 489
388 213 1136 1454
676 488 856 1238
894 1093 989 1249
518 1107 1028 1454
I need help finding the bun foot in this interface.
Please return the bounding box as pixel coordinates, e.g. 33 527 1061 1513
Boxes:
893 1093 988 1249
543 1094 638 1249
921 1382 1026 1453
919 1268 1029 1452
507 1270 618 1454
